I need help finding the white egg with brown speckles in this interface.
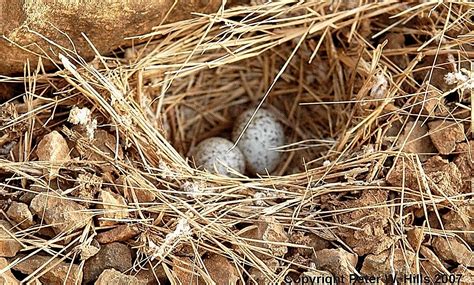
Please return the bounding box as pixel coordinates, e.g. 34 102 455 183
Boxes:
193 137 245 177
232 108 285 174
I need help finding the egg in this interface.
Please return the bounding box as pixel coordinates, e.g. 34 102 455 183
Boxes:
232 108 285 174
193 137 245 176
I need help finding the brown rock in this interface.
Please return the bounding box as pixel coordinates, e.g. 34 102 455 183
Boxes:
442 201 474 246
432 237 473 267
72 173 102 207
396 121 436 161
428 120 464 155
313 248 357 281
421 260 445 284
12 254 82 285
406 228 424 249
95 269 142 285
248 258 279 285
79 242 101 261
240 216 288 259
289 232 330 257
361 248 416 277
97 190 128 227
135 263 167 285
84 242 133 283
79 129 124 161
96 224 140 244
203 254 239 285
419 246 448 277
454 142 473 193
116 176 155 203
452 266 474 285
332 189 394 255
6 201 34 229
0 220 22 257
0 257 20 285
423 156 463 196
36 131 70 177
172 257 202 285
30 193 93 234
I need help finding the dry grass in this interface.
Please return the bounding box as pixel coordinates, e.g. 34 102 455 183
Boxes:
0 0 473 283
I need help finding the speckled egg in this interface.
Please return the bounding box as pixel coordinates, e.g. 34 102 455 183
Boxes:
193 137 245 176
232 108 285 174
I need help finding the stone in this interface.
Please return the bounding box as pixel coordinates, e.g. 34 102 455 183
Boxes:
83 242 133 284
442 201 474 246
248 258 279 285
30 193 93 234
313 248 357 281
361 248 416 277
97 190 128 227
452 266 474 285
0 257 20 285
432 237 473 267
95 269 142 285
289 232 330 257
6 201 34 229
331 189 394 255
12 254 82 285
36 131 70 177
428 120 464 155
96 224 140 244
0 220 22 257
203 254 239 285
172 257 201 284
406 228 424 249
115 175 155 203
423 156 463 196
396 121 436 161
135 263 167 285
454 142 473 193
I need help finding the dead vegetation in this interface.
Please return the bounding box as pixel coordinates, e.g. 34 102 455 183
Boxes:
0 1 473 284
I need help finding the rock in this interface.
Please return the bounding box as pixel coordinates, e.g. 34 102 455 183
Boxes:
77 129 124 172
361 248 416 277
432 237 473 267
79 242 101 261
115 175 155 203
423 156 463 196
442 201 474 246
454 142 473 193
332 189 394 255
313 248 357 281
6 201 34 229
396 121 436 161
428 120 464 155
387 156 463 196
12 254 82 285
135 263 167 285
289 232 330 257
95 269 142 285
406 228 424 249
240 216 288 259
97 190 128 227
0 220 22 257
419 245 448 279
248 258 279 285
421 260 445 283
0 257 20 285
30 193 93 234
36 131 70 177
203 254 239 285
83 242 133 284
96 224 140 244
72 173 102 207
172 257 201 284
452 266 474 285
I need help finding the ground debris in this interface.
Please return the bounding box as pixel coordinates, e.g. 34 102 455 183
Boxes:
97 190 128 227
12 254 82 285
203 254 239 285
6 201 34 229
432 237 473 267
0 257 20 284
30 193 93 234
452 266 474 285
83 242 133 284
332 189 394 255
454 142 473 193
96 224 140 244
428 120 464 155
313 248 357 281
0 220 22 257
36 131 71 177
361 248 416 278
442 201 474 246
396 121 436 161
95 268 143 285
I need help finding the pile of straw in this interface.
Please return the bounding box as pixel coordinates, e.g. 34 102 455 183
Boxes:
1 1 472 283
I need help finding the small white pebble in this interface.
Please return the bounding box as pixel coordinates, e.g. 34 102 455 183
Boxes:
323 160 331 167
193 137 245 177
232 108 285 174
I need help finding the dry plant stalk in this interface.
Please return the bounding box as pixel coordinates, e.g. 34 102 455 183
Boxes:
0 0 225 75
